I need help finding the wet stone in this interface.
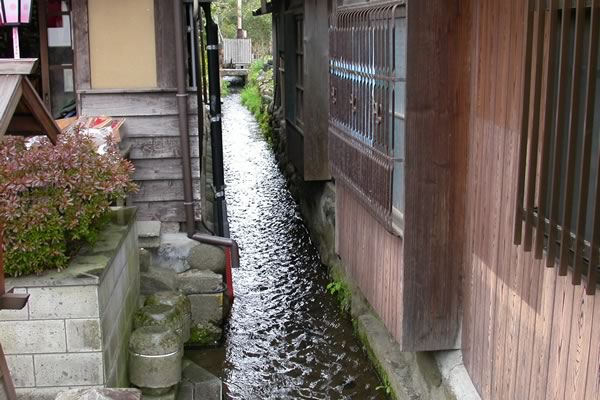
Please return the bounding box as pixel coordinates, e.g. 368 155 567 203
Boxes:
139 249 152 273
188 294 223 326
141 267 177 296
128 326 182 394
186 244 225 275
176 270 222 295
145 292 192 343
134 305 186 341
179 361 222 400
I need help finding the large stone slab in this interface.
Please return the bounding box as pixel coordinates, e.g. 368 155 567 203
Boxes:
189 294 223 326
56 388 142 400
176 270 222 295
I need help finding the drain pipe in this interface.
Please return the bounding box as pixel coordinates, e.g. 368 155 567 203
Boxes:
202 3 228 239
174 0 238 300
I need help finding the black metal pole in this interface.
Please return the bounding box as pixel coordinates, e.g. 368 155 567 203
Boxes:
202 3 226 238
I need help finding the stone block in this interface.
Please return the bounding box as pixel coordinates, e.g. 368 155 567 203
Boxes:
139 249 152 272
176 270 222 295
160 223 181 234
56 388 142 400
137 221 162 249
188 294 223 326
181 362 222 400
155 234 199 273
0 320 66 354
129 327 182 394
66 319 102 352
0 288 28 321
28 286 99 320
187 244 225 275
5 355 34 387
34 353 103 387
16 387 71 400
141 267 177 296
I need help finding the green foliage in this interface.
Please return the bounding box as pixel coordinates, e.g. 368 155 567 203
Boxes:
221 79 231 97
376 377 393 396
189 324 221 346
213 0 272 57
327 279 352 315
0 131 137 277
241 59 273 144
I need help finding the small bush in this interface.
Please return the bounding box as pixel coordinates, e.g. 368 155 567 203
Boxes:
221 79 231 97
0 131 137 277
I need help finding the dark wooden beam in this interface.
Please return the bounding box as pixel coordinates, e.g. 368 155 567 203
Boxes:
20 77 60 144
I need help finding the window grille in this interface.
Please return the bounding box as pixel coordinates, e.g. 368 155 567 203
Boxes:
514 0 600 294
329 2 406 234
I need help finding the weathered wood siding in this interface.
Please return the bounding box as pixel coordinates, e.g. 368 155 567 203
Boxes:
337 182 404 341
334 0 469 351
463 1 600 399
79 89 203 223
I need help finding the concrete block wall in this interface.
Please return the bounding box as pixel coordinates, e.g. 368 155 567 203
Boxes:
0 208 140 400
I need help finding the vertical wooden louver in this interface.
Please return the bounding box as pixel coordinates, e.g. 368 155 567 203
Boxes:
515 0 600 294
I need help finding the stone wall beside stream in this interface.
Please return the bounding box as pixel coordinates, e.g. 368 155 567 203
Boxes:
0 208 140 400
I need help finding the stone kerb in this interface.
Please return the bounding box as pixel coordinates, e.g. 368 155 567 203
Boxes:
0 208 140 400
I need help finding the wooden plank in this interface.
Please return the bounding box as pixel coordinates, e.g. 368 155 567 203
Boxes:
523 0 546 251
131 180 201 203
154 0 177 88
127 136 201 159
534 0 560 258
583 293 600 399
132 158 201 181
0 59 39 75
302 0 331 181
565 284 596 399
547 0 573 267
121 115 200 139
0 76 22 139
572 0 600 284
80 92 199 117
513 0 536 246
545 274 576 400
559 0 586 275
72 0 91 91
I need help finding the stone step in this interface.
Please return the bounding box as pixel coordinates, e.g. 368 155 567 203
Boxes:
137 221 162 249
177 361 222 400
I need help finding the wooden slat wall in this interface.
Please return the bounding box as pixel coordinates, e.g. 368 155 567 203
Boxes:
79 90 202 224
337 182 404 344
463 0 600 398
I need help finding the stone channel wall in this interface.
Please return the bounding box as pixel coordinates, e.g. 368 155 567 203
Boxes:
0 208 140 400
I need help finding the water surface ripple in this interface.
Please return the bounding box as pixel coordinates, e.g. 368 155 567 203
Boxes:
216 93 385 399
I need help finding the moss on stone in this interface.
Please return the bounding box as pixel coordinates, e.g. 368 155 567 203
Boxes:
189 324 222 347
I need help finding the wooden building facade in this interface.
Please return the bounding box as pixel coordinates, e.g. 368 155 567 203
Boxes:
271 0 600 398
1 0 209 228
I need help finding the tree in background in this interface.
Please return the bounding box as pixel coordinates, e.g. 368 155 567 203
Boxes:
213 0 272 58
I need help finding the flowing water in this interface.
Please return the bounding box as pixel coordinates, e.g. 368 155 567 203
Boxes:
188 92 386 400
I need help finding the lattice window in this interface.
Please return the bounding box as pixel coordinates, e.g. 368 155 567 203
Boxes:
514 0 600 294
329 2 406 234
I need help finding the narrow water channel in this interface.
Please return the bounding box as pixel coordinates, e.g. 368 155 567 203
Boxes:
189 92 386 400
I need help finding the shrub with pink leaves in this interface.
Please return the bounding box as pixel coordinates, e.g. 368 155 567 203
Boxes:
0 131 137 277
